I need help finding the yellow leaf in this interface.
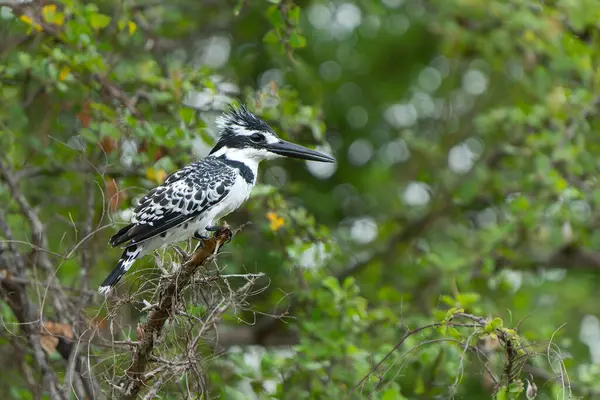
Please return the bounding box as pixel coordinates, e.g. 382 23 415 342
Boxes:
19 14 32 25
19 15 42 32
146 167 156 181
42 4 64 26
146 167 167 184
155 169 167 184
42 4 56 14
59 66 70 81
128 21 136 35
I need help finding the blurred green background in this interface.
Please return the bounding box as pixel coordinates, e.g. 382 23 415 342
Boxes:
2 0 600 398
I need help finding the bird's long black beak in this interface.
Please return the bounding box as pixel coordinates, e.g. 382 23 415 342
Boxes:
267 140 336 163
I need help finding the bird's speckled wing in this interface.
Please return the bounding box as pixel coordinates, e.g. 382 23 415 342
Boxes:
109 158 236 246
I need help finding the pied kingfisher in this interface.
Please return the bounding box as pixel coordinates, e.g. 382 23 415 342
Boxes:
99 105 335 294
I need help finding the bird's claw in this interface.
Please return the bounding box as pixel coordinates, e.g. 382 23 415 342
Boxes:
203 222 232 242
193 224 222 240
193 231 210 240
221 228 233 243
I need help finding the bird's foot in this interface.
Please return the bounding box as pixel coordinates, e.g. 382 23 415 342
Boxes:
221 227 233 243
201 222 232 243
209 222 232 241
193 231 210 241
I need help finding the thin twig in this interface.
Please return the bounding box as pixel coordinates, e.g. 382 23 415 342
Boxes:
345 323 442 399
0 157 69 320
118 224 249 399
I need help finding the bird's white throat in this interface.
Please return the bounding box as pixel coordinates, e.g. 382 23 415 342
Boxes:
212 146 280 173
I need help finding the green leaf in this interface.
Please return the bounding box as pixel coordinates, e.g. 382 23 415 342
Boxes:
322 276 340 295
249 184 277 198
441 295 455 306
484 318 503 333
98 122 120 139
448 327 462 339
381 387 407 400
289 5 301 25
495 386 508 400
56 82 68 92
0 6 15 20
456 292 480 308
289 33 307 48
51 48 66 61
444 307 464 321
179 107 195 125
221 387 247 400
90 102 117 119
263 29 280 45
508 380 524 393
151 91 173 103
266 5 284 28
17 52 31 67
90 13 111 29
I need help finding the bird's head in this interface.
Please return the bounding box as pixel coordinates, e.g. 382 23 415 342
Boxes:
209 105 335 164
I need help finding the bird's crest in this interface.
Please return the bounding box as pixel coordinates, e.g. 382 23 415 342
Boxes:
215 104 273 136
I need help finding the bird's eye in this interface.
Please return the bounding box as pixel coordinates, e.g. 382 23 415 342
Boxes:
250 133 265 143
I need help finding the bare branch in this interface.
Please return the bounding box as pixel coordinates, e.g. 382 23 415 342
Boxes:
118 224 248 399
0 156 70 320
0 160 102 399
0 210 66 400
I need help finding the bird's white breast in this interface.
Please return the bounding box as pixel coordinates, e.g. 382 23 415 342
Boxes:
212 174 254 221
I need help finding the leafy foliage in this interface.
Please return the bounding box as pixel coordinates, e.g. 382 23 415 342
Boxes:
1 0 600 398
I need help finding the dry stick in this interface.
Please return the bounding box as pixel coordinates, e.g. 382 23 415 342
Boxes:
0 210 66 400
0 157 69 320
119 225 246 399
1 279 67 400
62 179 101 399
15 164 146 180
0 160 102 397
0 275 97 295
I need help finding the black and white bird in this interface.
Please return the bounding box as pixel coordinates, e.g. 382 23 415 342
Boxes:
99 105 335 294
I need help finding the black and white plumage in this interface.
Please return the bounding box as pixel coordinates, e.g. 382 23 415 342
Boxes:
99 105 335 294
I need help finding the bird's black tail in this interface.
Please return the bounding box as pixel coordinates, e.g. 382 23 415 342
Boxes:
98 244 142 295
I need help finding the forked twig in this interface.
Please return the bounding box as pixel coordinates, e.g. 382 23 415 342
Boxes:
118 224 249 399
